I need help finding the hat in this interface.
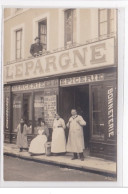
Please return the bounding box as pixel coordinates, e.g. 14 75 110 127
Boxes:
35 36 40 41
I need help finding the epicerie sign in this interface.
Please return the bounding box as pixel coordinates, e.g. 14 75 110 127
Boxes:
4 38 115 83
12 79 58 91
60 73 104 86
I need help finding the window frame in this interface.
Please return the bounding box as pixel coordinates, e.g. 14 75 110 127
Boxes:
64 9 74 46
98 9 115 37
15 28 22 60
38 19 47 50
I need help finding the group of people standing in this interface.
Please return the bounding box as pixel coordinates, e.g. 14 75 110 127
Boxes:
16 109 86 161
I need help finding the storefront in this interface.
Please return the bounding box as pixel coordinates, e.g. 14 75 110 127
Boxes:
4 79 59 144
4 37 117 161
59 68 117 161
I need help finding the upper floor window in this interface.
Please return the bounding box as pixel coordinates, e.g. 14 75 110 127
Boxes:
64 9 76 46
99 9 116 37
15 29 22 59
38 19 47 50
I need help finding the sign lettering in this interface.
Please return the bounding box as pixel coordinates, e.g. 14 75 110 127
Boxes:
60 73 104 86
107 88 114 138
12 79 58 91
4 38 115 83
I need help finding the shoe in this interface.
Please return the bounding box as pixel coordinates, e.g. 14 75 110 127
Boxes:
71 156 78 160
80 157 84 161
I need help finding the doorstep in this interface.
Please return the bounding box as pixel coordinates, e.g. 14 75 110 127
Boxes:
4 143 117 177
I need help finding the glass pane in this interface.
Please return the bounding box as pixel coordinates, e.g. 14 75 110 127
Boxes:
73 9 76 43
92 86 104 138
16 50 21 59
16 30 21 41
34 92 44 134
109 9 114 20
65 9 73 44
40 24 46 34
100 9 107 22
39 20 47 49
100 22 107 35
12 94 22 132
42 34 47 43
16 40 21 49
43 44 47 50
23 94 32 134
110 19 115 33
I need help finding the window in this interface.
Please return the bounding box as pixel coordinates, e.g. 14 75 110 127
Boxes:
64 9 76 46
34 92 44 134
15 29 22 59
99 9 116 37
91 85 104 139
38 20 47 50
12 94 22 132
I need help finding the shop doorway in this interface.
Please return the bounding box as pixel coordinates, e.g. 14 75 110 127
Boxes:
23 93 32 126
60 85 90 148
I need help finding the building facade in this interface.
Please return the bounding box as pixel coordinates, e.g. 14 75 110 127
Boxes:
4 8 117 161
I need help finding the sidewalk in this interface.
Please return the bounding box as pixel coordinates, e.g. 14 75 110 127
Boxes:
4 143 117 177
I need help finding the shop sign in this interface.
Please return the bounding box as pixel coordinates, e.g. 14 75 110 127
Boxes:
60 73 104 86
44 95 57 128
12 79 58 92
107 87 114 138
4 38 115 83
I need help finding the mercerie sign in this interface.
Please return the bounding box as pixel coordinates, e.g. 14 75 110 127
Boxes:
4 38 115 83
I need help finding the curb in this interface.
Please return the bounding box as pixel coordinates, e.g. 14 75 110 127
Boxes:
4 152 117 178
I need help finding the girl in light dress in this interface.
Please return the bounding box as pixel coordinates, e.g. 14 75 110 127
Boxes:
51 113 66 155
29 119 49 155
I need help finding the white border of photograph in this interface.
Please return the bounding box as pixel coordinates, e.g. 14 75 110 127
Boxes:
0 0 127 188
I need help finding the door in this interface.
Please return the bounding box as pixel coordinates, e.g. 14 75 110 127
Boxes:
59 87 75 140
59 85 89 144
75 86 89 148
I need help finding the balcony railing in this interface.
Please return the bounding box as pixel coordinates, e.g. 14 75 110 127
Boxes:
5 32 116 66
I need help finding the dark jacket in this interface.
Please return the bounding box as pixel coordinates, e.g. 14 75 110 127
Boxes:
30 43 43 56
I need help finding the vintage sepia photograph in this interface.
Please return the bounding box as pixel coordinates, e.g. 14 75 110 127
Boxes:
3 7 117 182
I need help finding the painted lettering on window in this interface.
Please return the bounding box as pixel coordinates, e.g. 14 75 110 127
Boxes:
107 88 114 138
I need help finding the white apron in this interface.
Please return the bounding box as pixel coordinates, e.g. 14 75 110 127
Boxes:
51 118 66 153
29 128 47 154
66 115 86 153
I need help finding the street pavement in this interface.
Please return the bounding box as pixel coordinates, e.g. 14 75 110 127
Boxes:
4 156 116 181
4 143 116 176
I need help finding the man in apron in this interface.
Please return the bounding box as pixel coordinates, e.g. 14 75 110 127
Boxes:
67 109 86 161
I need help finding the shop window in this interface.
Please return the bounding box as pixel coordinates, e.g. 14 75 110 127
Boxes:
34 92 44 134
38 19 47 50
22 93 33 134
99 9 116 37
15 29 22 59
12 94 22 132
64 9 76 46
91 85 104 139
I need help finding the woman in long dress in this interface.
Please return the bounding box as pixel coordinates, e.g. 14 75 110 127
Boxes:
51 113 66 154
16 118 28 152
29 120 48 155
